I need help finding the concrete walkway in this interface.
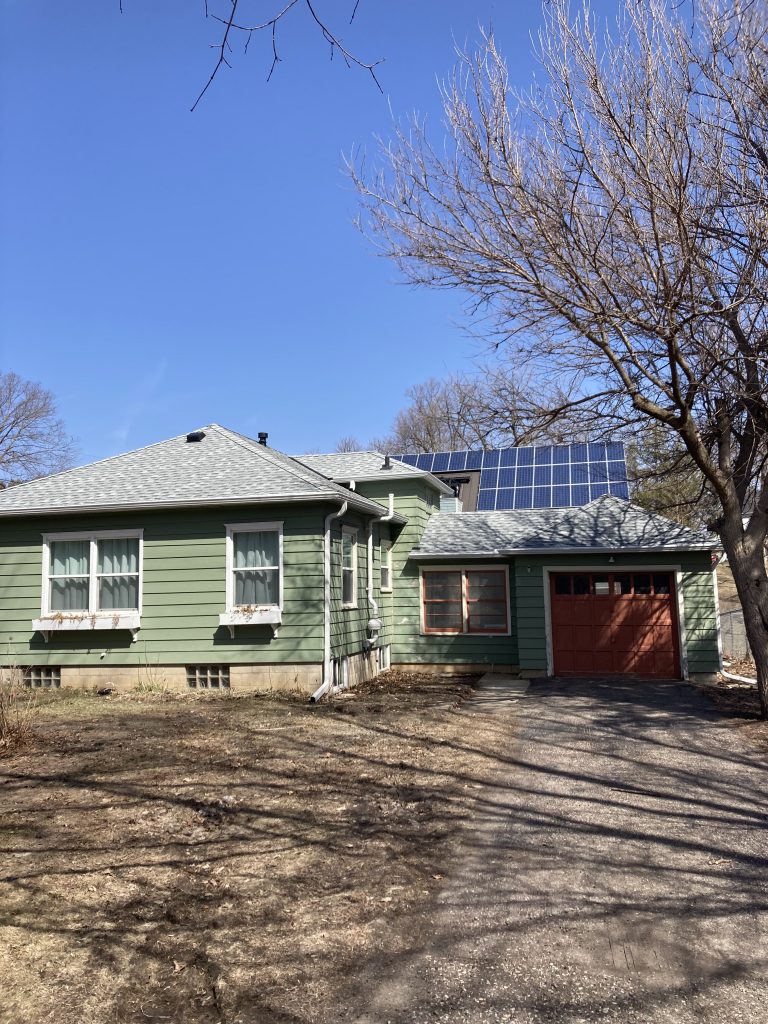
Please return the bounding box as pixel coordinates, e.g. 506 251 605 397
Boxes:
355 677 768 1024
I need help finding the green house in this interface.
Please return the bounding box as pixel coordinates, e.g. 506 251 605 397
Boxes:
0 425 721 694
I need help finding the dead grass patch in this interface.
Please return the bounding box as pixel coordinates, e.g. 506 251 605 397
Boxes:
0 670 515 1024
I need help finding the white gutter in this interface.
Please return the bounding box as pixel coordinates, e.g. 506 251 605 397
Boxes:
408 544 716 559
367 493 395 626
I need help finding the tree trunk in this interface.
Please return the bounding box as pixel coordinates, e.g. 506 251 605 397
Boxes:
720 514 768 719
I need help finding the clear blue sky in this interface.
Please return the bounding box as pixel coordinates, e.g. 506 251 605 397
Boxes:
0 1 612 464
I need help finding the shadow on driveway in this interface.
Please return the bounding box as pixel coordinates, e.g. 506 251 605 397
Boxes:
352 676 768 1024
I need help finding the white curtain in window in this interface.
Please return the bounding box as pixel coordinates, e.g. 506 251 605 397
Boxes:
49 540 89 611
234 531 279 605
97 538 139 610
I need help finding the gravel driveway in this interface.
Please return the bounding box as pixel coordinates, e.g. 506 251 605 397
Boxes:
354 677 768 1024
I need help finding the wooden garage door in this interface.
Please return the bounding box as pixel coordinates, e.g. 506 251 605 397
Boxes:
550 572 680 678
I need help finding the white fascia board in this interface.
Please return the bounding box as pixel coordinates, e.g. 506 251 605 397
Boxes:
333 472 454 495
409 549 503 559
0 492 405 521
497 544 717 555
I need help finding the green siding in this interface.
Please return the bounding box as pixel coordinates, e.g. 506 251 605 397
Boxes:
356 480 519 667
514 552 720 676
0 505 329 666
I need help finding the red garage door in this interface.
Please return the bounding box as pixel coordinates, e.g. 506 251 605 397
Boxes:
550 571 680 678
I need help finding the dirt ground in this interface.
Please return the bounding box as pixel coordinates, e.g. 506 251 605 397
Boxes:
0 671 515 1024
697 659 768 751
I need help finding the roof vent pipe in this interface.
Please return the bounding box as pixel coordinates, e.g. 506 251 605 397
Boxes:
258 432 269 446
381 454 392 470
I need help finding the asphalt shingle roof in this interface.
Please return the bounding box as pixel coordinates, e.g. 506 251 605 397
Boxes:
412 496 716 556
296 452 452 493
0 425 395 518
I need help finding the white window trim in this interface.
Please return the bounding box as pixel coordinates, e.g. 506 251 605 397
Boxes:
220 521 284 637
419 564 511 637
380 539 393 593
341 525 358 609
35 529 143 640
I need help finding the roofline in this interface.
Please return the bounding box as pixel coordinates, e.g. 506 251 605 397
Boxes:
0 492 407 522
409 543 717 559
329 471 454 494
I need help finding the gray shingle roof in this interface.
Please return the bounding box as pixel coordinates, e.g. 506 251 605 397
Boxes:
0 425 397 518
296 451 452 493
412 496 717 557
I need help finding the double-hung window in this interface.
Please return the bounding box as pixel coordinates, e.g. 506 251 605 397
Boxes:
37 531 143 637
380 540 392 593
422 567 509 635
226 523 283 610
341 526 358 608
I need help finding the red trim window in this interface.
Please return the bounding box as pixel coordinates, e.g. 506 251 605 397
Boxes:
422 569 509 635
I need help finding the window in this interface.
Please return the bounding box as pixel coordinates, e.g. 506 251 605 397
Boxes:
422 568 509 635
380 540 392 593
226 523 282 610
42 531 142 616
341 526 357 608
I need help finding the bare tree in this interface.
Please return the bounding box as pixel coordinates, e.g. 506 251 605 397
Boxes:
188 0 383 111
354 0 768 713
0 372 75 485
335 435 364 453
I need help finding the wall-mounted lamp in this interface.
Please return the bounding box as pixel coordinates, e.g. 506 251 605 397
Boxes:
608 555 615 564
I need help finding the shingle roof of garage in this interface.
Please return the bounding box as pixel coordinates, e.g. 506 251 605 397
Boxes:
411 496 717 557
0 424 401 519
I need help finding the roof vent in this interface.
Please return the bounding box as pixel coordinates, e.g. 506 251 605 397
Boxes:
381 454 392 470
258 432 269 446
186 430 206 443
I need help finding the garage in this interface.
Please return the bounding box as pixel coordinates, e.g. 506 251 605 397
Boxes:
549 571 680 678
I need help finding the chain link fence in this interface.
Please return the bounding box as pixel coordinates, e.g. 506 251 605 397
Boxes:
720 608 749 661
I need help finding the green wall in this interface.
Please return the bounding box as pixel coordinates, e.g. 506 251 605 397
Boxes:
0 504 330 666
514 551 720 676
356 480 520 668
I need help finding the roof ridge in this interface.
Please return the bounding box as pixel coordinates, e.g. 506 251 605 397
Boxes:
210 425 355 495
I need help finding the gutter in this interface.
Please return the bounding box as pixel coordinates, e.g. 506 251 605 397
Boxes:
310 500 348 704
0 491 401 520
408 544 716 559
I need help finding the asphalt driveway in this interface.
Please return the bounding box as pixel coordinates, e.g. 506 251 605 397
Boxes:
354 677 768 1024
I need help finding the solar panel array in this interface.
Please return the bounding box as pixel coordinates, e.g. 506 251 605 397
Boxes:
396 442 629 510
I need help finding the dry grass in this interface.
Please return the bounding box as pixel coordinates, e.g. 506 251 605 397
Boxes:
0 669 37 756
0 671 517 1024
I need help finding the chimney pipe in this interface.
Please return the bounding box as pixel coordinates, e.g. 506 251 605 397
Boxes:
258 432 269 446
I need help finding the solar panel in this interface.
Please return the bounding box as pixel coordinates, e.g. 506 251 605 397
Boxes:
394 442 629 510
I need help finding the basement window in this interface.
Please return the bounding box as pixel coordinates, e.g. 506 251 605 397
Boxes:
23 666 61 688
186 666 230 690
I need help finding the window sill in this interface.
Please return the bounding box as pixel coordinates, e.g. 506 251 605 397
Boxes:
219 607 281 638
34 612 141 642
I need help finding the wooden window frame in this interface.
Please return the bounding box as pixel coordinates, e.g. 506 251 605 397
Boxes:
380 539 393 593
40 529 144 617
224 521 284 613
420 565 511 636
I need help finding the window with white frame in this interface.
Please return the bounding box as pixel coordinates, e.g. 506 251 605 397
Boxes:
226 523 283 610
380 539 392 593
341 526 357 608
421 568 509 635
43 532 142 615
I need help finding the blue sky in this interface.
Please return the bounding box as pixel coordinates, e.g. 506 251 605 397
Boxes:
0 1 611 464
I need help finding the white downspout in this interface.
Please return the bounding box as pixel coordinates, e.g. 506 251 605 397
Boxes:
310 499 348 704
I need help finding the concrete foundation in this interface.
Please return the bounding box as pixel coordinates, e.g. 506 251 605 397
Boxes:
393 662 520 676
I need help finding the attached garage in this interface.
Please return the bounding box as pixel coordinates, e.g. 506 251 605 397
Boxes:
549 570 680 678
